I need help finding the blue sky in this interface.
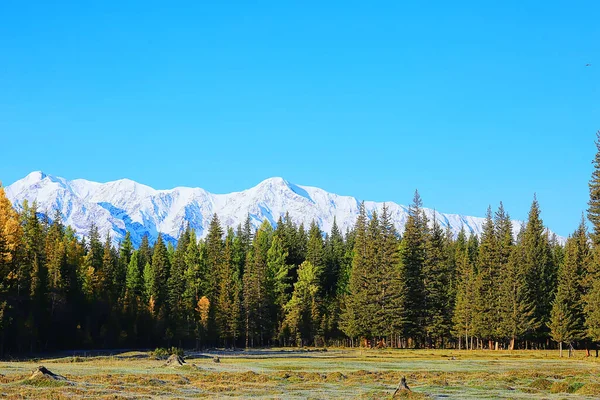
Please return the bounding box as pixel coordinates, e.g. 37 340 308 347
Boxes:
0 1 598 237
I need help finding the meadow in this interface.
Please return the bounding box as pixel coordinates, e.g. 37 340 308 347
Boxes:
1 348 600 399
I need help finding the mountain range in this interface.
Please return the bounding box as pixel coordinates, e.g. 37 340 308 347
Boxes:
5 171 546 247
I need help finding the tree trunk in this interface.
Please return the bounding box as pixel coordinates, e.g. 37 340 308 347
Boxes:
509 337 515 351
559 342 562 358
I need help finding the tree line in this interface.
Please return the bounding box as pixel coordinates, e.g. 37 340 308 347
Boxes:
1 134 600 355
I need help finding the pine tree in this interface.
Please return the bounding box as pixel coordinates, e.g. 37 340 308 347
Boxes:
549 222 587 355
373 204 404 343
117 232 133 300
499 236 537 350
522 196 555 342
340 202 371 341
125 251 143 302
216 228 242 346
243 221 274 347
323 217 345 296
100 233 116 301
138 234 152 273
306 221 324 272
584 279 600 343
399 191 427 346
423 213 451 347
267 234 291 335
205 214 224 301
151 234 170 314
282 261 321 346
452 231 476 350
587 130 600 246
472 207 499 347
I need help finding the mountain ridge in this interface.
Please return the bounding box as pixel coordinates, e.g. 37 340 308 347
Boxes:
5 171 559 247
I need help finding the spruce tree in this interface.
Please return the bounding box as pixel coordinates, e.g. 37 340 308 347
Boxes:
452 230 476 350
374 204 404 344
306 221 324 272
423 213 451 347
522 196 555 342
499 236 537 350
340 202 370 341
216 228 242 346
205 213 224 302
549 221 587 355
399 191 427 346
587 130 600 246
243 221 274 346
282 261 321 346
472 207 500 347
268 234 291 334
324 217 345 295
151 234 170 314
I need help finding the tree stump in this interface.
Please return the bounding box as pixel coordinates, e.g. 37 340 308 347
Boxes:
164 354 186 367
392 376 410 397
29 366 66 381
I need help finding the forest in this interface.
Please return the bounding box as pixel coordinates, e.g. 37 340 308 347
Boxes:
1 137 600 356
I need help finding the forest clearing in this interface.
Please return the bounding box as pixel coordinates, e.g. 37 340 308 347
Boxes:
2 348 600 399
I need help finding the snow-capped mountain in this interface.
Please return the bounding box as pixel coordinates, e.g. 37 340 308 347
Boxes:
6 171 539 247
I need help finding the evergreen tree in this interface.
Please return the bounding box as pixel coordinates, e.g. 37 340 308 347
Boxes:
323 217 345 295
243 221 274 346
340 202 371 341
452 230 477 350
282 261 321 346
549 221 587 355
399 191 427 346
587 130 600 246
151 234 170 314
522 196 555 342
117 232 133 300
205 213 224 301
306 221 324 272
267 234 291 336
472 207 500 347
216 228 242 346
373 204 404 343
423 213 451 347
499 236 537 350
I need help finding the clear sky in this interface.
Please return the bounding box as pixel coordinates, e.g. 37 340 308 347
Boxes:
0 1 598 237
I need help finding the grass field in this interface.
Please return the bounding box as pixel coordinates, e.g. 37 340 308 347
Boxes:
1 348 600 399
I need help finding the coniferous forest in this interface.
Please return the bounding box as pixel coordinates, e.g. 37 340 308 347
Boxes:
1 135 600 356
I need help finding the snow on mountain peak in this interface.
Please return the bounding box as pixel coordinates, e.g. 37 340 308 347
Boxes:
5 172 562 247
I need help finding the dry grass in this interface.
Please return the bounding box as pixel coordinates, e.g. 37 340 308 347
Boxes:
0 349 600 398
